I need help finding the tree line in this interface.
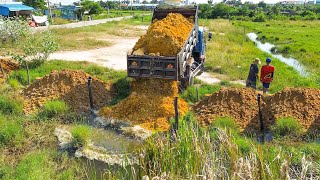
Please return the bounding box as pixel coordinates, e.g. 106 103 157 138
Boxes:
199 2 320 21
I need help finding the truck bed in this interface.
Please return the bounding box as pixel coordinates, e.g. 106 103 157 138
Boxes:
127 5 198 81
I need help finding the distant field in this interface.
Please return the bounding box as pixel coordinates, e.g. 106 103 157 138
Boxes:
200 19 319 93
238 20 320 74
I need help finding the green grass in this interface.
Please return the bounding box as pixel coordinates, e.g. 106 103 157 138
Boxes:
181 83 221 103
10 150 83 180
0 115 23 146
200 19 319 93
71 125 92 148
271 117 304 138
0 95 23 115
117 118 320 179
37 100 69 120
51 17 71 25
212 116 240 133
238 20 320 74
10 60 126 85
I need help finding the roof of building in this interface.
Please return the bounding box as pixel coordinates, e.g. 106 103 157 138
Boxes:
0 3 34 11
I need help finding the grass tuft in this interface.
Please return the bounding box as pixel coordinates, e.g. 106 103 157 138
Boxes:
71 125 91 148
37 100 69 120
271 117 304 138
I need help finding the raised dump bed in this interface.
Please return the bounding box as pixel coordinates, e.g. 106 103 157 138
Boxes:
127 5 205 89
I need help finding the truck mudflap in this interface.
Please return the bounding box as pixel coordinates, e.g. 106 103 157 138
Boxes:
127 55 178 80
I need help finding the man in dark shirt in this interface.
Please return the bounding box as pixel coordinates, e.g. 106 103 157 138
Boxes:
246 58 261 89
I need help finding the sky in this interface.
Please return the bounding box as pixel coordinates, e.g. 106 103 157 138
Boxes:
52 0 289 5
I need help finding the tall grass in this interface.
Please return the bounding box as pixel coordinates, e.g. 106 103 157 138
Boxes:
115 119 320 179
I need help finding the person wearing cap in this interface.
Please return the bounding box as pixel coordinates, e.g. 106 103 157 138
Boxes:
260 57 275 94
246 58 261 89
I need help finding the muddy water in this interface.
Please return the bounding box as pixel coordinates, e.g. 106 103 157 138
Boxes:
246 33 309 76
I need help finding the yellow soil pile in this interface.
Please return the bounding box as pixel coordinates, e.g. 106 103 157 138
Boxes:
0 57 19 80
99 79 189 131
133 13 193 56
23 69 113 114
193 88 259 130
193 88 320 131
263 88 320 130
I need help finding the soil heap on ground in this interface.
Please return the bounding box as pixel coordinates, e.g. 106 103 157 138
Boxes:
0 57 19 80
23 69 113 114
263 88 320 130
193 88 260 131
99 79 188 131
132 13 193 56
194 87 320 131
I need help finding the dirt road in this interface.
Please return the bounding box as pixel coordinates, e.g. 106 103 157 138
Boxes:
33 16 133 32
49 36 138 70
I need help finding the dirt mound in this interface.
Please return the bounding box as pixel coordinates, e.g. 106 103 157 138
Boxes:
0 57 19 79
194 88 320 131
133 13 193 56
193 88 260 130
23 69 113 114
99 79 188 131
264 88 320 130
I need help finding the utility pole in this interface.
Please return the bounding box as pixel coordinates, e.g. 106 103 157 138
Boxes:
47 0 53 23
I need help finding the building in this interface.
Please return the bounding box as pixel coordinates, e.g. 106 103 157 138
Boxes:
60 5 82 20
316 0 320 4
0 2 33 17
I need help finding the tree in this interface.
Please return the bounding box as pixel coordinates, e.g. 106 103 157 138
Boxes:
22 0 46 10
199 4 213 18
81 0 104 15
257 1 267 9
211 3 234 18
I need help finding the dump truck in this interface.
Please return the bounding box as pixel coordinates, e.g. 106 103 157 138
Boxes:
127 5 206 90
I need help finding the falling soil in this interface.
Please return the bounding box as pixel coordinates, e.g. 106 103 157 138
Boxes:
132 13 193 56
23 69 113 114
99 79 189 131
0 57 19 80
194 88 320 131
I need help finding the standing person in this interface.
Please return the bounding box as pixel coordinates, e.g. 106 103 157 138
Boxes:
246 58 261 89
260 58 275 94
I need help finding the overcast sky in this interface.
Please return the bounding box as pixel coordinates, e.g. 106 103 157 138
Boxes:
53 0 288 5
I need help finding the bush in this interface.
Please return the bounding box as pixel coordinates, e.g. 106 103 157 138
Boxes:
252 13 267 22
37 100 69 120
271 117 304 138
0 115 23 146
0 95 23 115
71 125 91 148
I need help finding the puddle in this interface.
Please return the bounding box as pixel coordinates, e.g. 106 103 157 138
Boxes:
246 33 309 76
